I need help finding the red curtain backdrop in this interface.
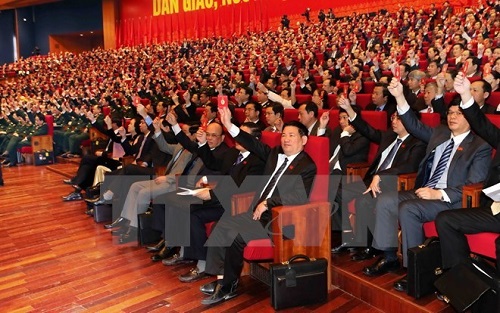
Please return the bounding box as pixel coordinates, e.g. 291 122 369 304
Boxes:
115 0 471 47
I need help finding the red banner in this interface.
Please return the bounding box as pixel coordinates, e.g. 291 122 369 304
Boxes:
115 0 454 47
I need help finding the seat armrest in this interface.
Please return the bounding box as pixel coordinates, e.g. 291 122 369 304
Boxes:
346 162 370 183
398 172 417 191
271 201 331 263
231 192 256 215
462 183 484 208
120 155 135 166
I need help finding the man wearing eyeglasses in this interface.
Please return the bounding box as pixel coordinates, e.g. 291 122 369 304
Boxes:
361 78 491 295
435 73 500 276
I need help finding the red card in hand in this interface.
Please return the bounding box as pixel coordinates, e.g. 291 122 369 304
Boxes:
200 111 208 131
353 84 359 93
218 95 228 109
441 63 448 73
133 96 141 107
394 64 401 81
462 61 469 76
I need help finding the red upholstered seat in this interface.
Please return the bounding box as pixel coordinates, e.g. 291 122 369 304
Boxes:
420 113 440 127
243 239 274 260
423 221 499 259
295 94 312 104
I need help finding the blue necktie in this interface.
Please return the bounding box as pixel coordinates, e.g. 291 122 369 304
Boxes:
234 153 244 165
424 139 454 188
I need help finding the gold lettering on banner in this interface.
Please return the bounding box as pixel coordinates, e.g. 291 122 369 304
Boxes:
153 0 179 16
153 0 249 15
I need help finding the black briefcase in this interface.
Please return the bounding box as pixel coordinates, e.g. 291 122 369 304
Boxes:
34 150 54 165
407 236 442 299
270 254 328 310
93 203 112 223
137 210 162 246
434 258 499 313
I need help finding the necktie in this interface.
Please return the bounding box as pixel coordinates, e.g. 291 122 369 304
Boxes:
135 135 147 160
424 139 454 188
378 138 402 172
234 153 244 165
427 107 432 113
375 107 382 111
329 145 341 174
256 158 289 205
165 148 184 174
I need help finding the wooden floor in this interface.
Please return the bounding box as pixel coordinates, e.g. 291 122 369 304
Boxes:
0 163 379 312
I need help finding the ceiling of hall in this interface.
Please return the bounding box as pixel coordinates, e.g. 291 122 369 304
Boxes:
0 0 61 10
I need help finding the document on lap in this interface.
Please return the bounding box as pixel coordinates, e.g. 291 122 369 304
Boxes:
176 187 209 196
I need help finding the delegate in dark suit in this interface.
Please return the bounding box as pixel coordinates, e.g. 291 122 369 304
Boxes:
363 80 491 278
202 115 316 305
176 123 266 280
436 76 500 271
343 109 426 247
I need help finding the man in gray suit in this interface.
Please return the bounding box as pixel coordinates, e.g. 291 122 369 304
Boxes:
362 78 491 292
115 117 198 244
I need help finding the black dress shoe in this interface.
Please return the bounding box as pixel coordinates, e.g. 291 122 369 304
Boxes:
86 197 105 205
331 242 354 254
85 208 94 216
118 227 137 244
104 217 127 229
162 253 194 266
145 239 165 252
351 247 382 261
201 280 238 305
393 275 408 292
362 257 400 276
151 246 176 262
178 268 208 282
200 279 220 295
62 191 83 201
63 179 73 185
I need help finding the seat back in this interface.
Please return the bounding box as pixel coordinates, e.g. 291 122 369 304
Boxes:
356 94 372 109
233 108 246 125
282 109 299 123
328 109 340 130
260 131 281 148
360 111 387 164
420 113 440 127
489 92 500 107
304 136 330 202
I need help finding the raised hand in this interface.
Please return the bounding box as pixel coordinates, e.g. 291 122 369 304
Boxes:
218 106 233 130
166 111 177 126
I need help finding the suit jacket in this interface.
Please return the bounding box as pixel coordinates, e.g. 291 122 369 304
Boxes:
365 101 397 127
400 108 491 207
462 101 500 206
197 144 266 208
350 114 427 186
153 132 193 177
234 129 317 226
480 104 497 115
136 132 170 168
329 125 370 173
174 129 230 177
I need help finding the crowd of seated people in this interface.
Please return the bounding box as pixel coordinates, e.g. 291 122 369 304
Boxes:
0 0 500 306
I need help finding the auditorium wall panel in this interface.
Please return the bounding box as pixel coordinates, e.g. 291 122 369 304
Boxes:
0 10 16 65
